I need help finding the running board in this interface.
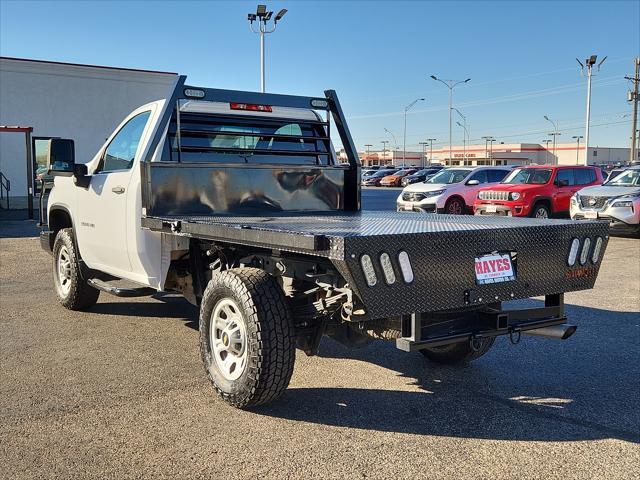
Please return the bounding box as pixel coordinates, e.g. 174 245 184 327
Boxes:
87 278 156 298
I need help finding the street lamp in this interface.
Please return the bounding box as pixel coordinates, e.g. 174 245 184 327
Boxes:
418 142 428 168
248 5 287 92
544 115 560 164
572 136 584 165
364 144 373 167
430 75 471 166
542 139 552 164
381 140 389 165
384 128 398 166
426 138 436 165
403 98 425 167
456 121 470 166
482 136 495 165
577 54 607 165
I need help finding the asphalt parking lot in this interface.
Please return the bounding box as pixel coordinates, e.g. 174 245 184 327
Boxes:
1 205 639 479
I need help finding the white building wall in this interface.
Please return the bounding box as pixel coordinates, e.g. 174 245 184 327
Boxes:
0 58 177 205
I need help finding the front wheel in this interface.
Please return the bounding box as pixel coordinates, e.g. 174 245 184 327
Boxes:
531 203 551 219
52 228 100 310
445 197 466 215
199 268 295 409
420 337 495 364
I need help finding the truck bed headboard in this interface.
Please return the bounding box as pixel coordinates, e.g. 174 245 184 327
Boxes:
141 76 361 217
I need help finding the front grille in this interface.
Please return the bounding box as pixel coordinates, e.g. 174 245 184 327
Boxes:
479 190 509 201
580 196 609 210
402 192 426 202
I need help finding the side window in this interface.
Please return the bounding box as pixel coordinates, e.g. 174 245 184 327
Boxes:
97 111 151 173
555 169 574 186
487 169 509 182
574 168 596 185
469 170 488 183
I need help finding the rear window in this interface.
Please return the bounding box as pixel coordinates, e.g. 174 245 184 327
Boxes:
574 168 597 185
165 112 332 165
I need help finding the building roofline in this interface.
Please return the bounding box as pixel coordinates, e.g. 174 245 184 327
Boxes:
0 56 177 76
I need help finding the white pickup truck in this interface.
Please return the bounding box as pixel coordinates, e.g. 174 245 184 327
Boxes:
41 76 609 409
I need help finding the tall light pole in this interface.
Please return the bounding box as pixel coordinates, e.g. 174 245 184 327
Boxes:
544 115 560 164
403 98 425 167
248 5 287 93
456 121 470 166
625 57 640 163
381 140 389 165
482 136 494 165
572 136 583 165
418 142 428 168
430 75 471 167
426 138 436 166
364 144 373 167
384 128 398 165
577 55 607 165
542 139 552 164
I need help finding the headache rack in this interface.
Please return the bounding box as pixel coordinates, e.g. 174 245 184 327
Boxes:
140 76 361 216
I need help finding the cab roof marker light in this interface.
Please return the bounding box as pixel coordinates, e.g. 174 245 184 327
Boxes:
310 99 329 109
360 254 377 287
398 251 414 283
184 88 205 99
230 103 273 112
379 252 396 285
567 238 580 266
580 237 591 265
592 237 603 264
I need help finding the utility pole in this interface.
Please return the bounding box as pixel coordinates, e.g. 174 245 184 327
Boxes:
625 57 640 163
426 138 436 166
381 140 389 165
572 136 584 165
248 5 287 92
577 54 607 165
482 136 494 165
542 139 552 164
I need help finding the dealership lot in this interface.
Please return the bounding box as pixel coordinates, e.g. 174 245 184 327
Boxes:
1 212 639 479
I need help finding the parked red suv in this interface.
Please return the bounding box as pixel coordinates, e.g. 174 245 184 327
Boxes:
474 165 603 218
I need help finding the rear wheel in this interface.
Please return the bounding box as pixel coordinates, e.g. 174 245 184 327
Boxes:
199 267 295 409
52 228 100 310
531 202 551 219
445 197 466 215
420 337 495 364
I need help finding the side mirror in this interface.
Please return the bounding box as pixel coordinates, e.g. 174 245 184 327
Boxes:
47 138 76 177
467 179 480 186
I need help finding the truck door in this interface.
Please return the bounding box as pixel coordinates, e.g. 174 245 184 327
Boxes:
76 111 151 275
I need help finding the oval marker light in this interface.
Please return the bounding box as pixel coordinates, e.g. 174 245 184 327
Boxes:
580 237 591 265
311 99 329 108
379 252 396 285
398 251 414 283
360 254 377 287
184 88 205 98
567 238 580 266
592 236 603 263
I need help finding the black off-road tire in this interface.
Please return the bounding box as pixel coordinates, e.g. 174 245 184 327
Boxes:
420 337 495 364
52 228 100 310
199 267 295 409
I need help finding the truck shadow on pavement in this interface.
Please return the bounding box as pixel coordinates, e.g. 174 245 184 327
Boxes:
256 303 640 444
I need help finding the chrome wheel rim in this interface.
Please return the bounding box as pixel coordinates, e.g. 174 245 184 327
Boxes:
210 298 248 381
535 207 549 219
56 245 72 296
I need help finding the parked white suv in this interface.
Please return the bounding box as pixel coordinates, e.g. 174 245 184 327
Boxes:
397 166 512 214
570 166 640 235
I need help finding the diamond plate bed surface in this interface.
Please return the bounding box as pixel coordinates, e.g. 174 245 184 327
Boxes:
150 211 582 238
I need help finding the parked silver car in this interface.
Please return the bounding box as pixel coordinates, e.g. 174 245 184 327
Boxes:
570 166 640 235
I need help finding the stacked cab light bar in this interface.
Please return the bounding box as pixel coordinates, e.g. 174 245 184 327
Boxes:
567 236 605 266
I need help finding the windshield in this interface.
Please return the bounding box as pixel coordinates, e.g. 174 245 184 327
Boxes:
502 168 552 185
426 169 471 184
372 170 396 177
394 169 414 177
604 169 640 187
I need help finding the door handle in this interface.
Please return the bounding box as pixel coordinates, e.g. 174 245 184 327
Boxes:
112 186 125 194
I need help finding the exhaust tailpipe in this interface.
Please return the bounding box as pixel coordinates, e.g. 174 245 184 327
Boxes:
522 324 577 341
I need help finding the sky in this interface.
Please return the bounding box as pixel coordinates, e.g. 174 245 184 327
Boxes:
1 0 639 152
